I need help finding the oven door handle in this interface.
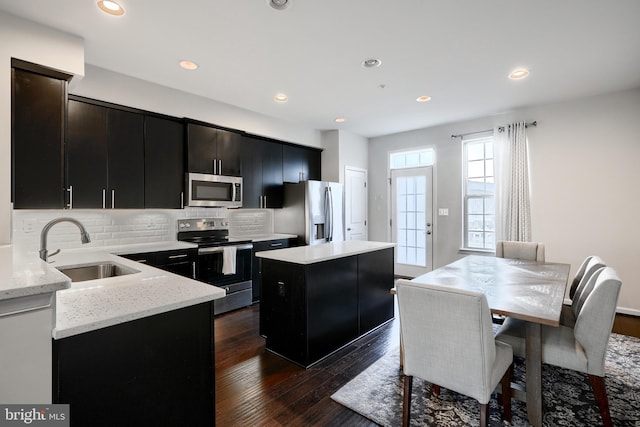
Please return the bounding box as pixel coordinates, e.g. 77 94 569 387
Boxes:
198 243 253 254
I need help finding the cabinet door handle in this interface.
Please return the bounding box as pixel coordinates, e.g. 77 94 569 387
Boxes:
181 192 184 209
192 261 197 279
111 189 115 209
168 254 188 259
102 189 106 209
270 242 283 248
219 159 222 175
67 186 73 209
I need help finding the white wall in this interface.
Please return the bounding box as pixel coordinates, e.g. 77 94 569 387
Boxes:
0 11 85 245
72 65 322 148
369 87 640 313
320 129 368 184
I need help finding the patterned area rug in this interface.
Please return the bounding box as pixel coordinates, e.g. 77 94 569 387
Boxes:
331 333 640 426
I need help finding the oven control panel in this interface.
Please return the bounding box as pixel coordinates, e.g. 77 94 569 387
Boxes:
177 218 229 232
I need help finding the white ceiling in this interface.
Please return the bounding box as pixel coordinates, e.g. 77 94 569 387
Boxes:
2 0 639 138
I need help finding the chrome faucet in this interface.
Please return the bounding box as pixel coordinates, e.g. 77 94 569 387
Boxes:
39 217 91 262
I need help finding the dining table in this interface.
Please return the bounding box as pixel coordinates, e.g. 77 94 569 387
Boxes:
409 254 571 427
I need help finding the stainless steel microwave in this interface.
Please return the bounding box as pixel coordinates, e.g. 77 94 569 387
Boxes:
186 173 242 208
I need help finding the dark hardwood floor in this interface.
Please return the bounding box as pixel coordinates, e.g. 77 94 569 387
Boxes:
215 303 399 426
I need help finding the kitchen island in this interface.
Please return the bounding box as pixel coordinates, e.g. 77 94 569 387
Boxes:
256 240 395 367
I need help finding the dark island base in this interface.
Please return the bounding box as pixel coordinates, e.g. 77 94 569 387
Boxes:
260 247 394 368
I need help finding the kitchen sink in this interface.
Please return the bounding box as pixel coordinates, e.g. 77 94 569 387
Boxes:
57 262 140 282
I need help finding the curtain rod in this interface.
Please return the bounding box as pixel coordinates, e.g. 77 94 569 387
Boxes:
450 120 537 140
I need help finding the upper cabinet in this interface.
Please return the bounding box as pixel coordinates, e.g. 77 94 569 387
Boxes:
144 116 184 209
66 99 144 209
241 137 283 208
282 144 321 183
186 122 242 176
12 65 322 211
12 65 68 209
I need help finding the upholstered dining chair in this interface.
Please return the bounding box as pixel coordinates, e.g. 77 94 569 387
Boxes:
396 279 513 427
495 267 621 427
493 240 546 324
561 256 606 327
495 240 545 262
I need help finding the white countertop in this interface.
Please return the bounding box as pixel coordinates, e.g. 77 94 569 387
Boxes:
229 233 297 243
0 242 224 339
51 246 224 339
0 245 70 301
255 240 395 265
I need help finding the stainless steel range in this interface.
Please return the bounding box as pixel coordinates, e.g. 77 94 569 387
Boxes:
177 218 253 315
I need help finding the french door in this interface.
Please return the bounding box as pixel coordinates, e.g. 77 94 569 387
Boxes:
391 167 433 277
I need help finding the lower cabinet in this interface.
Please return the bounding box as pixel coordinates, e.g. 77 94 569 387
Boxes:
52 302 215 427
251 238 294 303
261 247 394 367
120 248 198 279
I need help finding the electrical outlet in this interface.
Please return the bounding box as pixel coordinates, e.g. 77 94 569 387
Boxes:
438 208 449 216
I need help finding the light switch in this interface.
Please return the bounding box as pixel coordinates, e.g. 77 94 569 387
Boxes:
438 208 449 216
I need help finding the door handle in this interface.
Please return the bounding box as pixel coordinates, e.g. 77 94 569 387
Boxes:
426 231 432 235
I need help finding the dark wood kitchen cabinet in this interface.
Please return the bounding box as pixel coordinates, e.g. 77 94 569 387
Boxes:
144 116 185 208
53 302 215 427
186 121 243 176
120 247 197 279
66 98 144 208
11 64 69 209
282 144 321 183
251 237 294 304
241 136 283 208
260 246 394 367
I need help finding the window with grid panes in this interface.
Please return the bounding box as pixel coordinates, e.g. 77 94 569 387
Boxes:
463 136 495 250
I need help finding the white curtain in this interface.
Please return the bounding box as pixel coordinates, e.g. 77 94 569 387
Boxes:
495 121 531 242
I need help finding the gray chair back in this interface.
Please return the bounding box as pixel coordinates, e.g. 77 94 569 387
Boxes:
569 255 594 299
571 256 606 317
573 267 622 376
496 240 545 262
396 279 507 404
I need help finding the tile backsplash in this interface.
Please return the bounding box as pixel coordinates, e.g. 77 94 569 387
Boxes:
11 207 228 253
227 209 274 237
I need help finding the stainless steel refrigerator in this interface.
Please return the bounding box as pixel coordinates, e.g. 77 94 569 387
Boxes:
274 180 344 245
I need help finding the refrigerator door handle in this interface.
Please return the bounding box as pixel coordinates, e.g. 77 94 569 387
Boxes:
327 186 334 242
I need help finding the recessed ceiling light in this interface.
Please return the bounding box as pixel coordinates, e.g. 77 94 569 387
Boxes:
416 95 432 103
362 58 382 68
274 93 288 103
267 0 292 10
509 68 530 80
335 117 346 123
179 60 199 70
97 0 124 16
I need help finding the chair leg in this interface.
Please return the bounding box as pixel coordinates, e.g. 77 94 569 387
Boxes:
589 374 612 427
500 363 513 422
433 384 440 396
402 375 413 427
479 403 489 427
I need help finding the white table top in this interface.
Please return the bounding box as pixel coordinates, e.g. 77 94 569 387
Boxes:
410 255 570 326
255 240 395 265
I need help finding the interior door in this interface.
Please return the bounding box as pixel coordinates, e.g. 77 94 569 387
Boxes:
391 166 433 277
345 167 368 241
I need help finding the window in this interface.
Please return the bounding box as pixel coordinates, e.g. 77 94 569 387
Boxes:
390 148 434 170
463 136 495 250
